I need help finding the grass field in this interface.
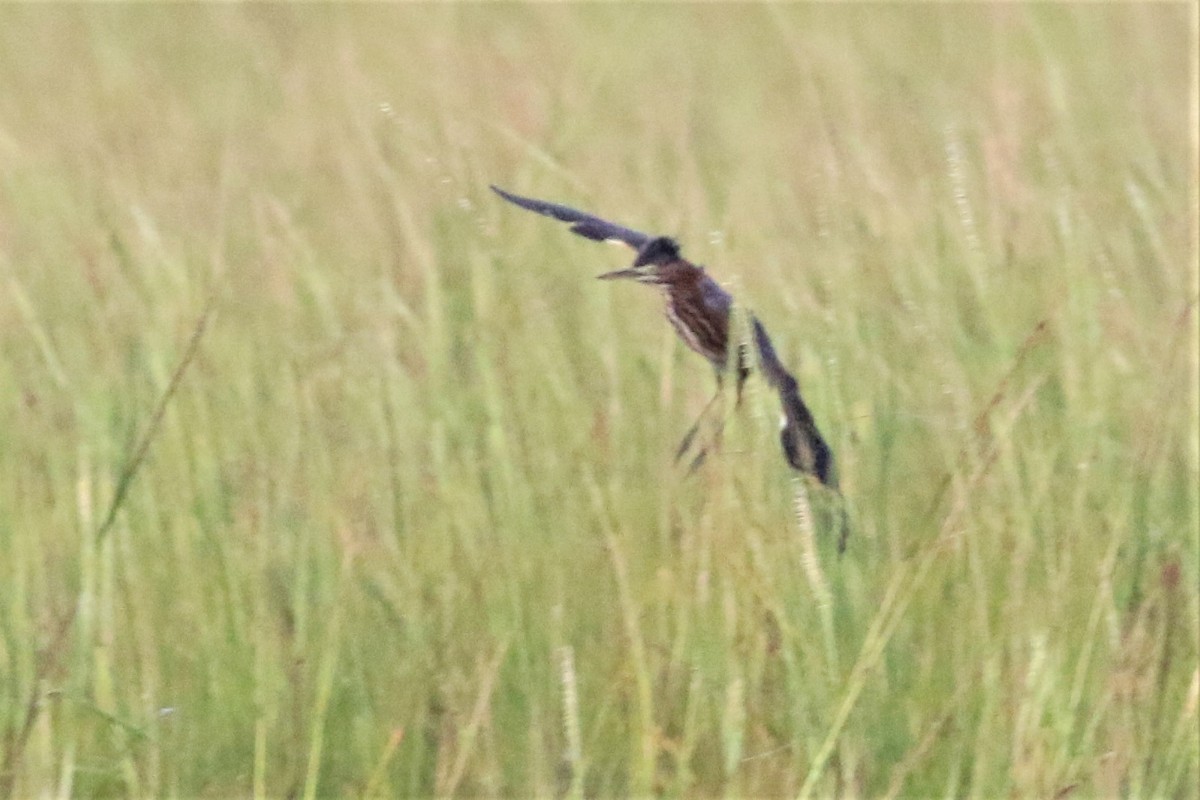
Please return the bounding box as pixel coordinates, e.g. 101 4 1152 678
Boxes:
1 5 1197 798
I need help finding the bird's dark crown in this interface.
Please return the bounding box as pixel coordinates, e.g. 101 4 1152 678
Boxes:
633 236 681 267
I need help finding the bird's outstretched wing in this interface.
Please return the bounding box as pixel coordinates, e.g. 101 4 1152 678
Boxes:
752 317 838 490
491 185 652 251
753 315 847 552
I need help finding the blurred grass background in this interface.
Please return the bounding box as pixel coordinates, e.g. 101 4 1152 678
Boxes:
1 4 1196 797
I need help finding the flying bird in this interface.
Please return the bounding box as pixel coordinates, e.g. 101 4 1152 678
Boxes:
491 184 840 498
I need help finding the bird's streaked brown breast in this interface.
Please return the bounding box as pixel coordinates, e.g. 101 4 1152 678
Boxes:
662 283 730 370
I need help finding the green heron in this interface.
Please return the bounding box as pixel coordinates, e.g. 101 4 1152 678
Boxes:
491 185 838 494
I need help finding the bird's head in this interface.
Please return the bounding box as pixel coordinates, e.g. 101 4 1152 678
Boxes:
632 236 681 267
596 236 684 284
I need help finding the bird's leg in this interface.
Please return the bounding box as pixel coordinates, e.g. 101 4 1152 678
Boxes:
678 345 752 472
674 379 724 466
678 344 752 473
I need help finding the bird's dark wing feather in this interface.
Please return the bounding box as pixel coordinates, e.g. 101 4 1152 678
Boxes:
752 316 838 490
753 315 847 551
491 185 651 251
751 317 796 394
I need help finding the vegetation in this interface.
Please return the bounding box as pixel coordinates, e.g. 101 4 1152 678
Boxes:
1 5 1195 797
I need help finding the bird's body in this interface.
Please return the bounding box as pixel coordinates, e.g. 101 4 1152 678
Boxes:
491 184 838 498
649 262 740 379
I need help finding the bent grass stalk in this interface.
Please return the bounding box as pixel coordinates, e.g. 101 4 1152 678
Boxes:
1 297 215 799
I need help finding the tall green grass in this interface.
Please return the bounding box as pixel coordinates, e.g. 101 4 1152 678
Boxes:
1 5 1196 797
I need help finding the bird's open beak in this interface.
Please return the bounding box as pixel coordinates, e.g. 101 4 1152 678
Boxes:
596 266 657 282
